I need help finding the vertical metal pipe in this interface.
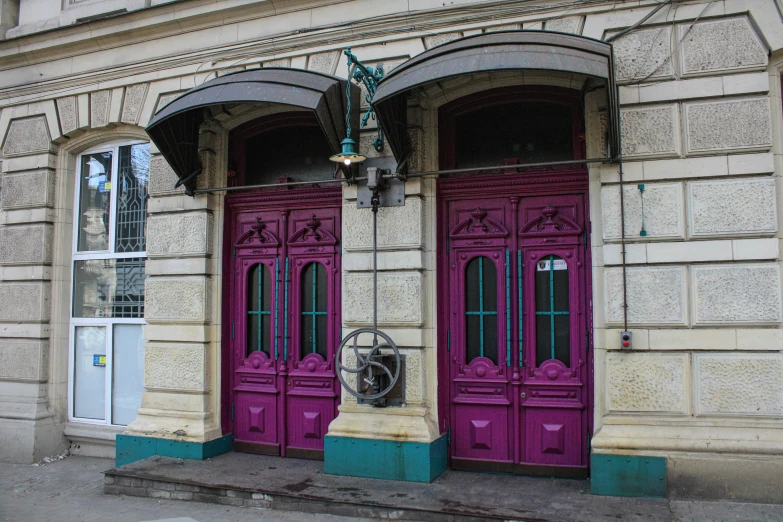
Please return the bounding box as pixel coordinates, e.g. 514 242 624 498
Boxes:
618 154 629 332
372 199 379 346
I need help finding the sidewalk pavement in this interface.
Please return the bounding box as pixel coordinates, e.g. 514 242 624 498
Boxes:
1 455 783 522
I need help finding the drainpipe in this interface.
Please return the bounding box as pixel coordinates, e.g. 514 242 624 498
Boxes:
617 152 629 332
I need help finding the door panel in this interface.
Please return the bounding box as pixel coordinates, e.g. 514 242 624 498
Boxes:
519 195 586 470
443 188 590 475
228 197 340 459
285 209 340 456
234 390 278 448
448 198 513 468
524 408 582 466
454 404 510 462
232 212 282 452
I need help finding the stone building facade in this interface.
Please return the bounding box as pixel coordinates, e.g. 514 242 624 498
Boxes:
1 0 782 502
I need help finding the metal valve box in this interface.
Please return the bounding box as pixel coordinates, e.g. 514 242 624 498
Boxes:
357 354 406 407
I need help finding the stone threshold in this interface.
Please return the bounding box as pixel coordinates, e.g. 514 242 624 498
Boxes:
103 452 671 521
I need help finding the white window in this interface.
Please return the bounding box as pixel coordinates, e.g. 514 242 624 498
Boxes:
69 140 150 426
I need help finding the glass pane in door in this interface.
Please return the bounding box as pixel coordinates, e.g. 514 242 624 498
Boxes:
534 255 570 366
301 263 328 359
247 264 271 356
74 326 106 420
112 324 144 425
465 256 498 364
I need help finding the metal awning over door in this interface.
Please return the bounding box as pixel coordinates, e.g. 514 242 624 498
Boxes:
372 31 621 169
146 68 360 194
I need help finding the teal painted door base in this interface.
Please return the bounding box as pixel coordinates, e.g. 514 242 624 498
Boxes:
115 434 233 467
591 454 667 498
324 434 448 483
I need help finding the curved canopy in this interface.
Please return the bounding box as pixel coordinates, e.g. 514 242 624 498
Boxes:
146 68 359 194
373 31 620 167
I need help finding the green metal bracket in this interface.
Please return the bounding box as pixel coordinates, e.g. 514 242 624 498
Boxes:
638 184 647 237
343 47 385 153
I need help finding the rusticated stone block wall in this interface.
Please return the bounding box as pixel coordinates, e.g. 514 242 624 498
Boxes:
126 128 222 442
340 180 428 408
0 105 64 463
0 112 57 382
596 13 782 424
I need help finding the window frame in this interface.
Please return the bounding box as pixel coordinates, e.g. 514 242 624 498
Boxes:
228 112 333 188
299 261 329 359
67 139 149 426
246 262 274 358
533 254 571 367
464 254 500 365
438 86 585 171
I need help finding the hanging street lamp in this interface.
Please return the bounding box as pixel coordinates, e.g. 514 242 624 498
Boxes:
329 137 366 166
328 47 385 166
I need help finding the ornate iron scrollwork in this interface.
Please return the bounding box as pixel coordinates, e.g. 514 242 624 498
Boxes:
343 47 385 153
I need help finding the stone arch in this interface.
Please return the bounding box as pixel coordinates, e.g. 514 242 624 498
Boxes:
55 84 153 140
212 102 310 132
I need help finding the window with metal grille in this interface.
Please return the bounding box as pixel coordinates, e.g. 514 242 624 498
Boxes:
455 102 574 169
300 263 328 359
535 255 570 366
245 125 334 185
247 263 272 356
115 145 149 253
465 256 498 364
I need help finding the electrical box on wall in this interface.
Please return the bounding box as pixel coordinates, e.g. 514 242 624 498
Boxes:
356 157 405 208
620 331 632 350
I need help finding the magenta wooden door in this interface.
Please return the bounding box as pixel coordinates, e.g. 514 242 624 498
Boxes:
225 188 341 459
439 176 591 476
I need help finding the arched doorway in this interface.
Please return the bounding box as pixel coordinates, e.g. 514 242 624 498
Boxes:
222 112 342 459
436 86 593 476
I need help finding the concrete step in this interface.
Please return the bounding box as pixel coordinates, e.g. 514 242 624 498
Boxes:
103 452 671 522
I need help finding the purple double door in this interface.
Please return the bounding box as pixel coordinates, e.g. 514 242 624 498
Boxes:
439 174 592 476
224 188 341 459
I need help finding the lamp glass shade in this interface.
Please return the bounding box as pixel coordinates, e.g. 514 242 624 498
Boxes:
329 137 367 164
